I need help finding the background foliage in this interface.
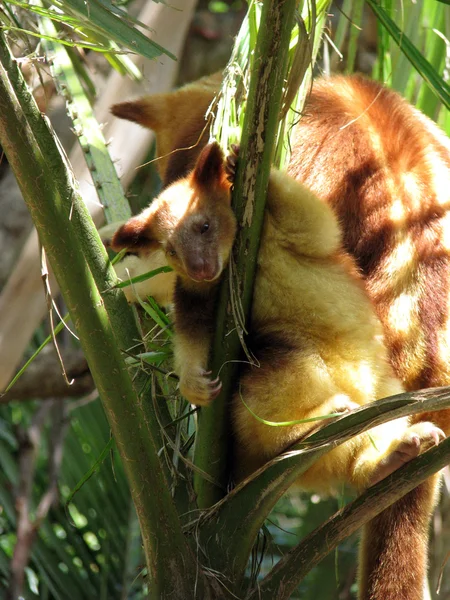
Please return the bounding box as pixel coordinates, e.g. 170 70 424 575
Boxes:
0 0 449 598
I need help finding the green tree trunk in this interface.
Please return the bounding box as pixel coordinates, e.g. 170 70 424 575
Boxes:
0 32 215 600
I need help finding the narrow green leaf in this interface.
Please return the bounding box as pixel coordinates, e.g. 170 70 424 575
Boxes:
389 0 423 97
415 2 446 119
4 0 175 61
114 266 173 288
125 351 171 366
0 25 115 52
65 437 115 505
103 47 143 80
367 0 450 109
333 0 353 53
94 0 169 31
239 388 344 427
55 0 176 61
345 0 364 73
41 15 132 223
139 296 172 335
65 46 97 100
2 316 70 394
4 1 82 25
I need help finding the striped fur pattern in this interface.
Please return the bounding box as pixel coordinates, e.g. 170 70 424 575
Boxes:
110 74 450 599
111 139 443 492
288 76 450 400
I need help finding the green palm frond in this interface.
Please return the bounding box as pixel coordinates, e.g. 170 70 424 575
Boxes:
0 399 142 600
367 0 450 110
1 0 175 63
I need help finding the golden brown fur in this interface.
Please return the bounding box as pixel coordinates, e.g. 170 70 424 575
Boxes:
284 83 450 598
112 143 236 405
111 71 222 186
111 140 444 599
358 473 441 600
112 140 442 484
111 74 450 408
287 76 450 400
110 75 450 599
231 167 442 489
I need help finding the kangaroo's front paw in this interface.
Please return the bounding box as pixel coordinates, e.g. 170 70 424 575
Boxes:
225 144 240 184
370 422 445 485
179 369 222 406
390 422 445 463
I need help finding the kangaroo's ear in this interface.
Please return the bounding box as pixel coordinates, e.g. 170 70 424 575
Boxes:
111 213 158 252
191 142 230 192
110 94 168 132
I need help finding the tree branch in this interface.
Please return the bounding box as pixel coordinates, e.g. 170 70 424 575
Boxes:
246 435 450 600
0 32 215 600
1 345 93 402
196 387 450 585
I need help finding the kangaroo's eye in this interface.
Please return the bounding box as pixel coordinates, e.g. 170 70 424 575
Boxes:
200 222 209 234
168 249 176 257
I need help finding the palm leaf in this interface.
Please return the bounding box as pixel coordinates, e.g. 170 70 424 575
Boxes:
367 0 450 109
2 0 175 62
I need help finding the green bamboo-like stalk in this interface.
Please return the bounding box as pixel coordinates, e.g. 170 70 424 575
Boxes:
345 0 364 73
193 0 298 510
373 0 392 83
332 0 352 54
196 387 450 585
277 0 331 169
245 435 450 600
368 0 450 109
389 0 423 96
0 34 214 600
40 14 132 223
414 1 446 119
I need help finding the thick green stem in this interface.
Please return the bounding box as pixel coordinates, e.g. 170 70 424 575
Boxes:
40 14 132 223
0 34 214 600
193 0 298 509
